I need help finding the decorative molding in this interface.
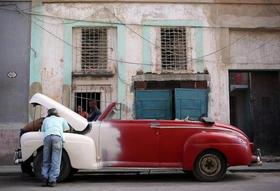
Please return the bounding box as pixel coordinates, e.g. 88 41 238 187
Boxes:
72 70 115 78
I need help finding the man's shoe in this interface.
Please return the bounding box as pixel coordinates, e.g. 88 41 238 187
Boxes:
48 182 57 187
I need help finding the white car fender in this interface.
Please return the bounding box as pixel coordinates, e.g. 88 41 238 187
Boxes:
20 132 98 170
63 133 98 169
21 132 43 161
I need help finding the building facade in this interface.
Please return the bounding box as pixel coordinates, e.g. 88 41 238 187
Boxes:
0 0 280 164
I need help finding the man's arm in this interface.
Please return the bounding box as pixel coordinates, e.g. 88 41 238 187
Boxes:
62 119 70 132
41 119 46 132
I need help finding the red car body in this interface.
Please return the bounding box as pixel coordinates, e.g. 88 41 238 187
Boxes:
94 102 261 181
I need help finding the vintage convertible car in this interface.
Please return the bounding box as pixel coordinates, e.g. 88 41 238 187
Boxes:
15 93 262 182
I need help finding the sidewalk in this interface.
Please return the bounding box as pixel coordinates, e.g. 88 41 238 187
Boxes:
0 162 280 175
0 165 20 175
228 162 280 172
228 156 280 172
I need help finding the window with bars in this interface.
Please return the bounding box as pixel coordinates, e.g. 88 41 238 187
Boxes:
81 27 108 71
74 92 101 114
161 27 187 71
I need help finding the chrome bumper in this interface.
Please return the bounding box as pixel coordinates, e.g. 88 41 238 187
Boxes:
250 148 262 166
14 149 23 164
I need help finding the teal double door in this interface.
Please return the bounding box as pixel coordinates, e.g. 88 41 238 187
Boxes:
135 88 208 120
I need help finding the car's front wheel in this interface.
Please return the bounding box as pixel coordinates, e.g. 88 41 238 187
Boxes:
193 150 227 182
21 160 34 177
33 149 72 182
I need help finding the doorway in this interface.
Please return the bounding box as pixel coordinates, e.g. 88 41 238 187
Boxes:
229 71 280 155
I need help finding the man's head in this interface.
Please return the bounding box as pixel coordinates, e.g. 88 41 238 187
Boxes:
77 105 82 112
47 108 58 117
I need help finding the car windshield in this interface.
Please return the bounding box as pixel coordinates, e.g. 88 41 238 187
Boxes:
104 103 123 120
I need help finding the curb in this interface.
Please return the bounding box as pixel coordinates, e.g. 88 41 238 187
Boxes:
228 162 280 173
228 169 280 173
0 172 21 176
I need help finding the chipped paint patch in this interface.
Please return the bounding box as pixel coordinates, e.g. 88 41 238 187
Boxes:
89 122 121 164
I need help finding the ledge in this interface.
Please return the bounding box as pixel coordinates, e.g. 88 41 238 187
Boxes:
132 73 209 82
72 70 114 78
42 0 280 5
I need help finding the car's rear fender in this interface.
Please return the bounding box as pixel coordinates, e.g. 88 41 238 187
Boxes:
20 132 99 170
182 131 252 170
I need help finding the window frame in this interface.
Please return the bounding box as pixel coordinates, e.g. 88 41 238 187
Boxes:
72 27 117 74
156 26 192 73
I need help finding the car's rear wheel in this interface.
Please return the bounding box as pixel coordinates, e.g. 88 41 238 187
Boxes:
193 150 227 182
33 149 72 182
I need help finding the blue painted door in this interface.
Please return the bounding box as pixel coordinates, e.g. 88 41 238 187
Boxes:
175 88 208 120
135 90 172 119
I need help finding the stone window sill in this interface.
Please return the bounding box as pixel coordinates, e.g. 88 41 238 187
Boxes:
72 70 114 78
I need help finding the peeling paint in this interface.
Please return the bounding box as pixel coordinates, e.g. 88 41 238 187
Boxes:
89 122 121 163
30 4 43 85
62 84 71 107
29 82 42 120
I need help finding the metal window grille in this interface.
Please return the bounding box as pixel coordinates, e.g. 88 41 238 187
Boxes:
81 27 107 71
74 92 101 114
161 27 187 71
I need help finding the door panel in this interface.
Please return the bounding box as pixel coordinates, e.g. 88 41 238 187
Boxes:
135 90 172 119
158 129 188 166
175 88 208 120
251 72 280 155
100 120 159 167
157 121 201 166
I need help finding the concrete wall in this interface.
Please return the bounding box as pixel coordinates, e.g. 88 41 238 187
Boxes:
29 2 280 123
0 1 31 164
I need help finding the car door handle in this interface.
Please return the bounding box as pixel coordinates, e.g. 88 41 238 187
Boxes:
150 122 160 128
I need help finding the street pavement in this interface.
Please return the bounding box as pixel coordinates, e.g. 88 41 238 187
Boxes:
0 163 280 191
0 170 280 191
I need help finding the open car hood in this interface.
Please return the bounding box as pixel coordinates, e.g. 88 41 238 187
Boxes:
30 93 88 131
